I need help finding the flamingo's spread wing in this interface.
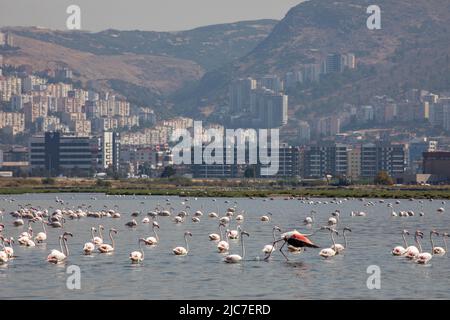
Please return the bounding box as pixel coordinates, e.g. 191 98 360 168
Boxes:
286 230 320 248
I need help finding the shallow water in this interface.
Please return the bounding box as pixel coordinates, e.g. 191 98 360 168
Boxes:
0 193 449 300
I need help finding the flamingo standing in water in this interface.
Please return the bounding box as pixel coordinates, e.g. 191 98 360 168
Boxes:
130 238 146 263
260 212 272 222
47 232 73 264
92 225 104 245
209 223 225 241
264 229 319 261
34 219 47 243
224 229 250 263
405 231 422 259
416 231 432 264
432 231 447 255
83 227 96 255
144 221 160 245
173 231 192 256
262 226 282 255
217 228 230 253
319 227 339 258
1 236 14 258
98 229 118 253
332 227 352 254
392 230 410 256
303 211 316 225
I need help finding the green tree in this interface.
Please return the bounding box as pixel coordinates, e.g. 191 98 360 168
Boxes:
374 171 394 185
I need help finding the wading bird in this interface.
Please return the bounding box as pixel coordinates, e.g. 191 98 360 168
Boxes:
173 231 192 256
264 229 319 261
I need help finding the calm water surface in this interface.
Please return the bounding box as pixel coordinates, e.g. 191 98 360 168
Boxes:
0 193 449 300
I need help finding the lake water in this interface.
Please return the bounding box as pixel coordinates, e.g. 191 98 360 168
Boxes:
0 193 449 300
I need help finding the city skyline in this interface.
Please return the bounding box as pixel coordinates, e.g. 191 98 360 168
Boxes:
0 0 303 32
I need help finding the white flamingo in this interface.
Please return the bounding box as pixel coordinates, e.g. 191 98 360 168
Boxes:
434 232 449 255
405 231 422 259
263 226 282 255
1 237 14 258
209 223 225 241
98 229 118 253
130 238 146 263
47 232 72 264
260 212 272 222
217 229 230 253
332 227 351 254
303 210 315 225
144 221 160 245
319 227 338 258
224 230 250 263
392 230 409 256
83 227 96 255
34 219 47 243
93 225 104 245
173 231 192 256
416 231 432 264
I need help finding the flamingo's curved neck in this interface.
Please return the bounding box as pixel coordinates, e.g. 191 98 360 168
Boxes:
98 227 103 240
402 233 408 248
110 231 115 249
90 228 95 240
430 233 435 252
219 224 223 240
184 235 189 253
153 225 159 241
343 231 348 248
330 230 336 247
63 237 69 257
241 234 246 259
59 236 64 254
415 235 423 253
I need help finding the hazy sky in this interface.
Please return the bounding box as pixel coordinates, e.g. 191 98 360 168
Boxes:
0 0 303 32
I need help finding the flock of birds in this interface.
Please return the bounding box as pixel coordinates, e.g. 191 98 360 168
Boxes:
0 195 448 267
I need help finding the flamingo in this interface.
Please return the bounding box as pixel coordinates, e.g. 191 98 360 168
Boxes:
264 229 319 261
319 227 339 258
303 210 315 225
173 231 192 256
93 225 104 245
130 238 146 263
0 250 8 264
125 219 137 227
260 212 272 222
392 230 410 256
217 229 230 253
144 221 160 245
47 232 72 264
262 226 282 255
1 236 14 258
83 227 96 255
235 211 244 222
416 231 432 264
142 217 150 224
405 231 422 259
209 223 225 241
224 230 250 263
431 230 445 255
332 227 351 254
435 233 449 255
98 229 118 253
34 219 47 243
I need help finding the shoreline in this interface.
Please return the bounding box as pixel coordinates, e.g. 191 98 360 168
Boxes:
1 178 450 199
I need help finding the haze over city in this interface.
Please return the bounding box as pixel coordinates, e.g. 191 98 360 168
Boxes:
0 0 303 31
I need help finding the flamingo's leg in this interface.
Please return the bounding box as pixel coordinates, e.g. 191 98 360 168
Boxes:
264 239 284 261
279 241 289 261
